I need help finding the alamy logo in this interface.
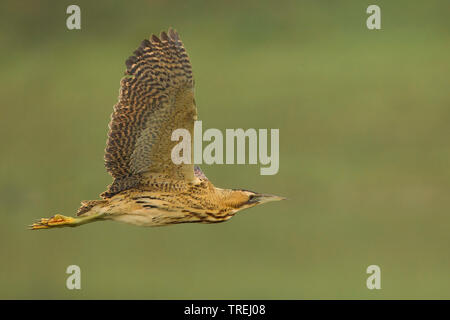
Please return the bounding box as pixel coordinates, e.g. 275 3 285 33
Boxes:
66 265 81 290
366 265 381 290
366 5 381 30
66 5 81 30
171 121 279 175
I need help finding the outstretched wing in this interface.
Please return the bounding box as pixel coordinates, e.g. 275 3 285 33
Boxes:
103 29 197 197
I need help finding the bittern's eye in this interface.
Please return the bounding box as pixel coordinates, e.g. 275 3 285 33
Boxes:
247 194 257 203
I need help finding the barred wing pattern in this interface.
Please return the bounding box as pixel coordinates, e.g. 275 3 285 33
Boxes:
103 29 197 198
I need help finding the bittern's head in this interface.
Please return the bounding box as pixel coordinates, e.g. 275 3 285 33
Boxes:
223 189 286 212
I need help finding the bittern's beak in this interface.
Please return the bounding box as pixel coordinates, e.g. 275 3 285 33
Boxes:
249 193 287 204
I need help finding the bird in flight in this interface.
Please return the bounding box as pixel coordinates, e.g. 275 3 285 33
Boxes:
30 28 284 230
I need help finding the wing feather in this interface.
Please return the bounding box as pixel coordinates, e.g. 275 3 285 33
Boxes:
103 28 197 198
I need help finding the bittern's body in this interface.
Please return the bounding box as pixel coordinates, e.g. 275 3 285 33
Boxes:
30 29 284 230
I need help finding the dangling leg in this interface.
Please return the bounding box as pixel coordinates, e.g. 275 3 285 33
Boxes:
29 212 106 230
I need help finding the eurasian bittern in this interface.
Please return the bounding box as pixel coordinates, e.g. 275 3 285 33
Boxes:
30 28 284 230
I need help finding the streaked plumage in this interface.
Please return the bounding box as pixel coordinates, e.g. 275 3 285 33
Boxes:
30 28 284 230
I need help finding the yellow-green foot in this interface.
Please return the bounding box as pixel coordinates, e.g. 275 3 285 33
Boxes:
29 214 76 230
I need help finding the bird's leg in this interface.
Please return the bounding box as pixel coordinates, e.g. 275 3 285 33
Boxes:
29 212 106 230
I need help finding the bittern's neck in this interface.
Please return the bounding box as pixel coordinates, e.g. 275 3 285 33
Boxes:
215 189 249 209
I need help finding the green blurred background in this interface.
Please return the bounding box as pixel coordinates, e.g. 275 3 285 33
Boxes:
0 0 449 299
